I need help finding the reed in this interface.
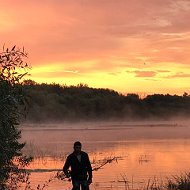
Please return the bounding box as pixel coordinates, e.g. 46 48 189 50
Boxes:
167 172 190 190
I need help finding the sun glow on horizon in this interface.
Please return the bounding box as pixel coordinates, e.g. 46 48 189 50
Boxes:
27 60 190 96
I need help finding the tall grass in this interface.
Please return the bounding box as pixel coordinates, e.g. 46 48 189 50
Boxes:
167 172 190 190
114 173 190 190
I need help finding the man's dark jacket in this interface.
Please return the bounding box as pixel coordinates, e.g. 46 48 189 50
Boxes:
63 151 92 180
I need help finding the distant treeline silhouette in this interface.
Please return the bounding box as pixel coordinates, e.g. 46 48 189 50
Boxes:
23 80 190 122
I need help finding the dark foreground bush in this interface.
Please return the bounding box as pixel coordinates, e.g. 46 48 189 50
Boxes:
0 46 32 189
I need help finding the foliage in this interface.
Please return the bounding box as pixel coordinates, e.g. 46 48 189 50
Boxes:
0 46 32 189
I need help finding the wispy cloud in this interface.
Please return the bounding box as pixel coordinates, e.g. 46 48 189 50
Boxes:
156 69 170 73
127 70 157 78
165 72 190 79
31 70 80 78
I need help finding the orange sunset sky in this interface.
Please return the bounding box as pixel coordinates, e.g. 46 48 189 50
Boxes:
1 0 190 95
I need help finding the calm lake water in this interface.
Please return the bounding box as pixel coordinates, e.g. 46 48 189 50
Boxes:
21 121 190 190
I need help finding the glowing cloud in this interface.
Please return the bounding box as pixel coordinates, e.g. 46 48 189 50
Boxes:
1 0 190 94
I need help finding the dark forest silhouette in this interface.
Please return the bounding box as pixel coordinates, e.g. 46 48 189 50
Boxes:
23 80 190 122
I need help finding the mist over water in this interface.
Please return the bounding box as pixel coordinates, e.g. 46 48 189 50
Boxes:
21 121 190 190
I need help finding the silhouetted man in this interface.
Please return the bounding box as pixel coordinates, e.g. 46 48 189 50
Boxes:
63 141 92 190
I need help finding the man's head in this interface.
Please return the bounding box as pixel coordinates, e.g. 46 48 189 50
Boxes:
73 141 82 154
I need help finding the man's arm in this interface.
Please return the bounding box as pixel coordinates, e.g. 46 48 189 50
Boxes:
86 154 92 182
63 156 71 178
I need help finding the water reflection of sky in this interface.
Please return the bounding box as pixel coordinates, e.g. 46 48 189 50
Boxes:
21 123 190 190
